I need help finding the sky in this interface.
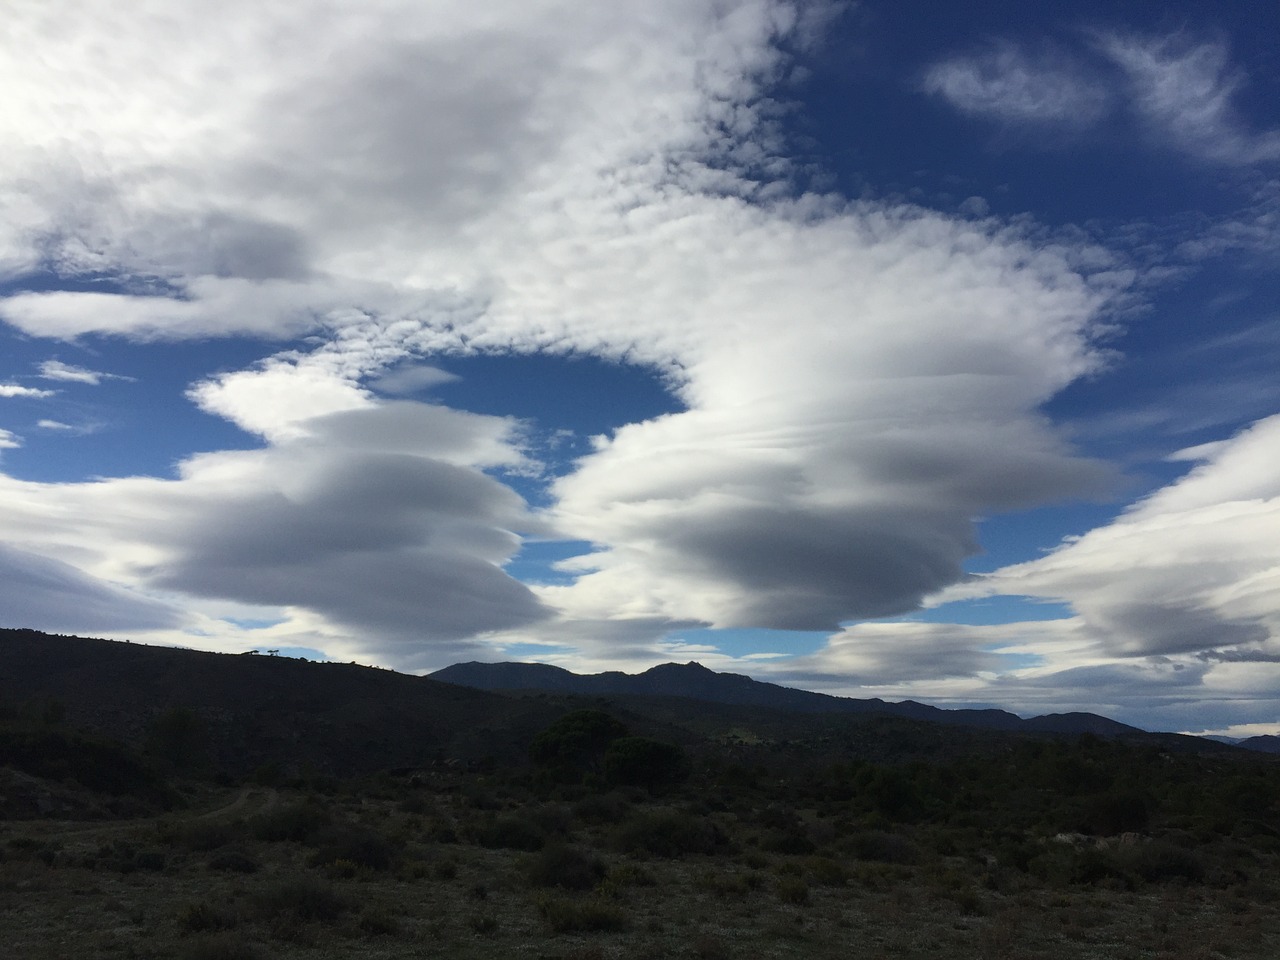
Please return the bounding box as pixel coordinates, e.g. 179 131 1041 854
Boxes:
2 0 1279 737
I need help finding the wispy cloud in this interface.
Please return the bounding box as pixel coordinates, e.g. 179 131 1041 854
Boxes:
38 360 133 385
921 41 1110 127
0 383 55 398
0 428 21 449
1098 32 1280 166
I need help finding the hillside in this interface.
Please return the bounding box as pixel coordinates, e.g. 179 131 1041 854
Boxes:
431 660 1142 737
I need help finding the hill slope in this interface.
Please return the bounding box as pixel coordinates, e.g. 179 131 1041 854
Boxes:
431 660 1141 736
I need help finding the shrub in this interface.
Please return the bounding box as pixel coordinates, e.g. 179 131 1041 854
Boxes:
250 801 331 843
180 933 264 960
207 850 260 874
468 914 500 934
775 876 810 905
1124 841 1206 884
252 876 347 924
603 737 690 789
475 814 545 851
530 710 629 778
846 830 918 865
357 908 401 936
161 820 239 852
527 843 607 890
178 902 238 934
613 810 725 857
762 829 815 856
538 896 629 933
307 823 396 871
805 856 849 887
573 791 633 825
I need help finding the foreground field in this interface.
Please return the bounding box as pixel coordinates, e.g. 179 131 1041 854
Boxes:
3 764 1278 960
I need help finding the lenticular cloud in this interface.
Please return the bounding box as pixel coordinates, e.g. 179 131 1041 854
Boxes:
0 0 1128 662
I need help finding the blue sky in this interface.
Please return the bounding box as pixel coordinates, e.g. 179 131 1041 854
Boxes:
2 0 1278 735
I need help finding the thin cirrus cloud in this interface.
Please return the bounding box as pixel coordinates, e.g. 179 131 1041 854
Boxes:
1099 33 1280 166
920 41 1111 126
924 30 1280 168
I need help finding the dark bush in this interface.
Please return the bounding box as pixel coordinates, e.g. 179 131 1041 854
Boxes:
530 710 629 777
207 850 260 874
846 830 918 864
162 820 239 852
307 823 396 871
180 933 264 960
537 896 629 933
762 829 815 856
252 876 347 924
475 814 546 851
613 810 725 857
1080 790 1154 836
250 801 331 843
1124 841 1206 884
573 791 633 825
527 843 607 890
146 707 210 771
178 901 239 933
603 737 690 789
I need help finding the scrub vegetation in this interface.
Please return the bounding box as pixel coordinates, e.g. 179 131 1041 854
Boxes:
1 632 1278 958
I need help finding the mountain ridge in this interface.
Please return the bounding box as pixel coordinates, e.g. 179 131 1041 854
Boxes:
430 660 1141 737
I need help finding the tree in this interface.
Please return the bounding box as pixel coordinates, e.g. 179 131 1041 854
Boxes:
603 737 690 789
529 709 629 778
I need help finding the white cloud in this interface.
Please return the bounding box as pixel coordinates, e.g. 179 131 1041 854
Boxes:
0 428 21 449
38 360 132 384
941 415 1280 660
1099 33 1280 166
0 397 550 662
921 42 1110 126
0 383 55 398
0 0 1140 670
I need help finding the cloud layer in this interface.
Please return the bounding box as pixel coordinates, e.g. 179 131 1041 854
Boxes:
2 2 1277 733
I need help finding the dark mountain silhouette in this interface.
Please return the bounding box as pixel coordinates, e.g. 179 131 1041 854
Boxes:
0 629 1253 787
431 660 1142 736
0 628 567 776
1240 735 1280 754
